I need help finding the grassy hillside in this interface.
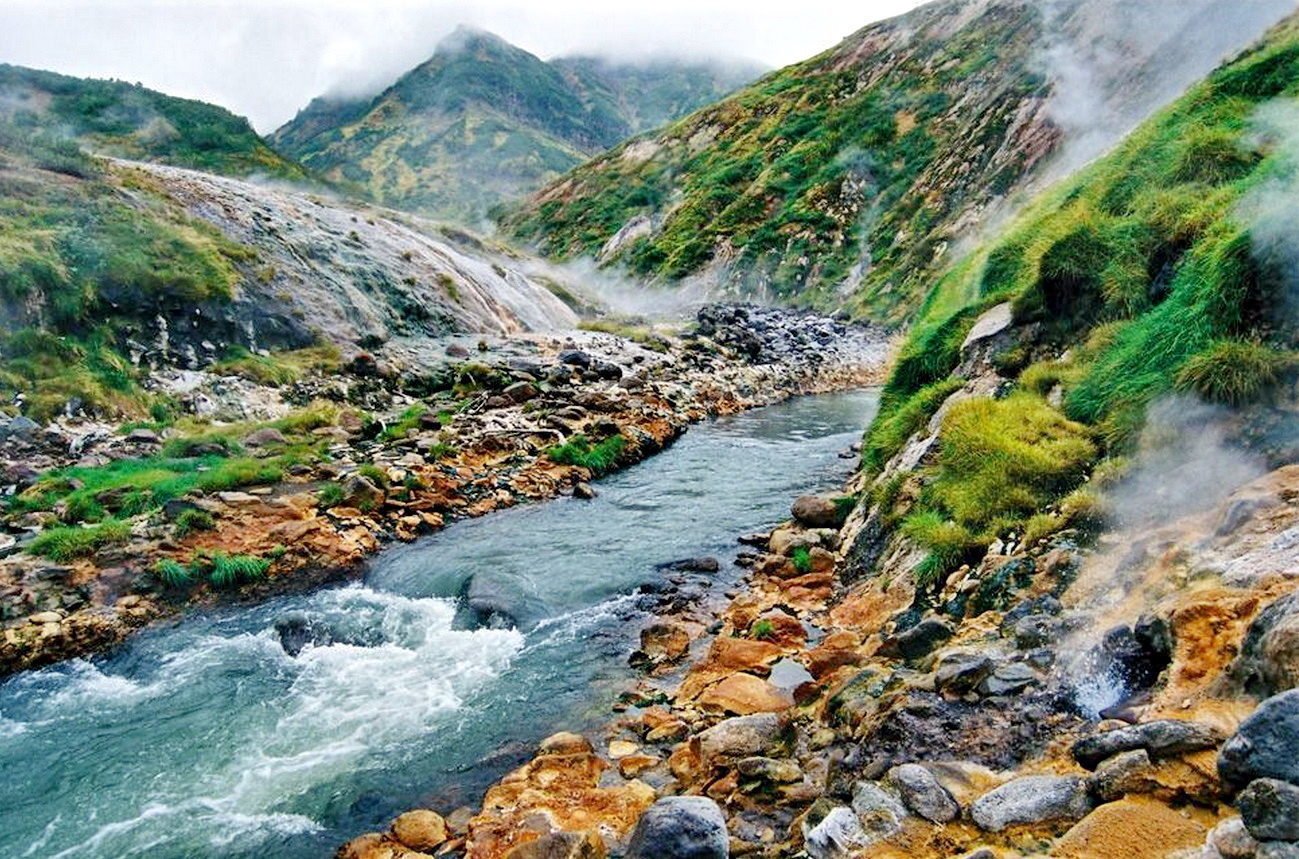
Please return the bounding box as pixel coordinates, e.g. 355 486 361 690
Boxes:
503 0 1296 324
0 64 306 180
863 12 1299 585
270 27 760 223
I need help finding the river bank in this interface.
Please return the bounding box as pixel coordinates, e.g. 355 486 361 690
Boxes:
0 305 889 676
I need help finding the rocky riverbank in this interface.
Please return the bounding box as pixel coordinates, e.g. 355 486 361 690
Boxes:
0 305 888 677
338 310 1299 858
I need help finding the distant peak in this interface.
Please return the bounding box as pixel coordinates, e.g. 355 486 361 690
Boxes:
436 25 512 55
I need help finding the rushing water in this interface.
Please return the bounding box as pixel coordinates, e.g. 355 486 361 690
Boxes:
0 390 879 859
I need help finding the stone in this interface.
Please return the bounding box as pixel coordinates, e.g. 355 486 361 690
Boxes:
618 754 659 778
1258 843 1299 859
878 618 954 662
558 349 592 368
803 807 870 859
125 427 162 444
573 482 597 500
636 623 690 666
537 731 593 756
625 796 728 859
1052 796 1209 859
1210 817 1262 859
1233 592 1299 697
735 756 802 783
961 302 1014 353
390 809 447 852
697 713 788 761
1090 749 1156 801
28 610 63 624
244 427 288 448
1239 778 1299 841
1219 690 1299 790
342 474 384 509
978 662 1040 697
791 495 846 529
1073 719 1224 770
608 740 639 759
934 652 995 696
697 673 793 716
504 831 605 859
970 775 1093 832
336 833 401 859
888 763 960 823
851 781 907 835
502 381 538 404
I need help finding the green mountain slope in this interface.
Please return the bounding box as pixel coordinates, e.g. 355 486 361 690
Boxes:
0 64 306 180
269 27 762 223
503 0 1296 324
860 10 1299 584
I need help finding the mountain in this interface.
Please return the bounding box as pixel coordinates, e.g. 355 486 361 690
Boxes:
856 7 1299 587
0 63 306 180
0 125 575 421
503 0 1297 323
269 27 763 223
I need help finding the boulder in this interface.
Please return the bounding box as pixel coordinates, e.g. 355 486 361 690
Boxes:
970 775 1093 832
625 796 728 859
573 482 598 500
1239 778 1299 841
558 349 592 368
391 809 448 852
697 713 788 762
878 618 954 662
342 474 384 509
697 673 793 715
1219 690 1299 790
960 302 1014 353
244 427 288 448
735 756 802 783
1208 817 1262 859
888 763 960 823
504 831 605 859
791 496 846 529
1258 843 1299 859
635 623 690 666
1233 592 1299 697
1073 719 1224 770
803 806 869 859
934 653 995 696
978 662 1040 697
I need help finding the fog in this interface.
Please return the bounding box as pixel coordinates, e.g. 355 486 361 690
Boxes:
0 0 926 133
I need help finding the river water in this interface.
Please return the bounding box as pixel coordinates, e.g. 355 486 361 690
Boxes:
0 389 879 859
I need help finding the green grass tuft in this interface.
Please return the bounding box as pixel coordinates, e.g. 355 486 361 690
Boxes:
1174 339 1292 406
29 519 129 561
547 434 626 475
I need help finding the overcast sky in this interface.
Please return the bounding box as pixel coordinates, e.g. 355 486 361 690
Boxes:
0 0 926 133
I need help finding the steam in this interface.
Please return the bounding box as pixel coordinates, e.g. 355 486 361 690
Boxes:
1238 99 1299 322
1037 0 1298 178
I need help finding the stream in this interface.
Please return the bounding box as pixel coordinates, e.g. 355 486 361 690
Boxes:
0 389 879 859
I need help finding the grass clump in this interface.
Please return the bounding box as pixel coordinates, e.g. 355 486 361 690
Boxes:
1174 339 1291 406
173 508 215 537
356 463 390 487
29 519 129 561
200 552 271 588
547 434 626 476
317 482 345 509
862 378 963 475
790 546 813 574
750 619 776 641
154 558 195 588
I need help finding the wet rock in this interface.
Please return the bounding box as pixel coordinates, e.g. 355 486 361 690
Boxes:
633 623 690 667
504 831 605 859
803 806 870 859
878 618 954 662
573 482 597 500
1073 719 1224 770
625 796 728 859
1219 690 1299 790
697 673 793 715
791 495 846 529
502 381 538 404
461 575 519 630
888 764 960 823
978 662 1040 697
558 349 592 369
934 652 995 696
1012 614 1061 649
697 713 788 762
1233 592 1299 697
970 775 1093 832
1239 778 1299 841
658 557 721 574
275 613 335 656
391 809 448 852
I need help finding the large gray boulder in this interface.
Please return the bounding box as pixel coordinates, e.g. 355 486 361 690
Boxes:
1239 778 1299 841
888 763 961 823
970 775 1093 832
697 713 787 762
1233 593 1299 697
626 797 728 859
1072 719 1223 769
1219 690 1299 790
803 807 869 859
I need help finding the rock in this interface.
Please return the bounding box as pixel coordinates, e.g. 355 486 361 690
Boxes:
934 652 995 696
1073 719 1224 770
1091 749 1155 801
658 557 721 573
850 781 907 839
1219 690 1299 790
888 763 960 823
636 623 690 665
1012 614 1061 649
1053 796 1210 859
336 833 400 859
791 495 846 529
125 427 162 444
970 775 1093 832
961 302 1014 353
1239 778 1299 841
803 807 870 859
978 662 1040 697
446 343 471 358
1210 817 1262 859
342 474 384 509
28 610 63 624
573 482 597 500
878 618 954 662
3 415 39 438
697 713 788 761
504 832 605 859
391 809 448 852
244 427 288 448
735 756 802 783
697 673 793 715
502 381 538 404
537 731 593 756
625 796 728 859
1233 592 1299 697
559 349 592 369
1258 843 1299 859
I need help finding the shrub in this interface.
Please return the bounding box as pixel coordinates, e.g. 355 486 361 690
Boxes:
29 520 129 561
174 508 215 537
1174 339 1291 406
790 546 813 574
547 435 626 475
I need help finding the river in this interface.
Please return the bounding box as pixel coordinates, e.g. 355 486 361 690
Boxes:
0 389 879 858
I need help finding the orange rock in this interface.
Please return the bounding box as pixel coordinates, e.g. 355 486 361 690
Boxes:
1053 796 1213 859
697 673 794 715
618 754 660 778
391 809 448 851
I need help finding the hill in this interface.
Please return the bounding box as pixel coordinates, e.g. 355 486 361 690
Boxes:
269 27 762 223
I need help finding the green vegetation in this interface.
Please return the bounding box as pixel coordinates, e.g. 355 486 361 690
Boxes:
29 520 130 561
211 345 341 386
154 558 195 588
578 318 672 352
547 434 626 475
750 619 776 641
790 546 813 574
863 15 1299 586
0 63 306 179
505 2 1051 319
173 508 216 537
316 482 346 509
203 552 271 588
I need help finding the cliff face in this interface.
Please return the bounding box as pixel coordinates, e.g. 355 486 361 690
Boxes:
503 0 1296 324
